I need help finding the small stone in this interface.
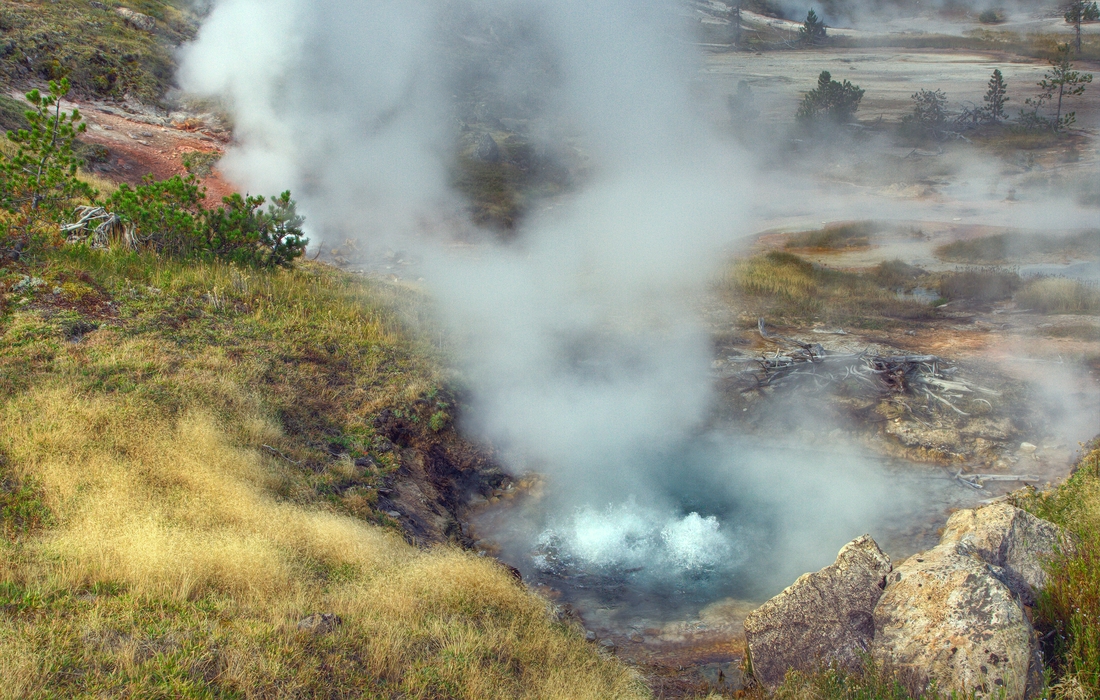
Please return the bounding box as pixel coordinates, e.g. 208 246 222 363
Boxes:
628 632 644 643
585 630 596 642
598 639 617 652
297 612 342 634
1019 442 1037 453
385 510 401 518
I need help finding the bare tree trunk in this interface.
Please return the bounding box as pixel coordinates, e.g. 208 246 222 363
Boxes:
1056 82 1065 130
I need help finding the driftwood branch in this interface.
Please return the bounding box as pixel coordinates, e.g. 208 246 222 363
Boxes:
262 444 301 465
732 320 999 414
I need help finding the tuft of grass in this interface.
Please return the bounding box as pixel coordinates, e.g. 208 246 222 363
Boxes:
0 247 647 698
935 268 1021 304
935 231 1100 265
1016 278 1100 315
870 259 925 290
739 656 961 699
1013 441 1100 700
784 221 882 251
721 251 934 328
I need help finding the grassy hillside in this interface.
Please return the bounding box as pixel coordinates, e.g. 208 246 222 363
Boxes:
0 0 197 101
0 248 647 698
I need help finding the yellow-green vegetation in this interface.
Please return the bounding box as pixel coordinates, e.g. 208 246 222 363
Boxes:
451 135 570 232
1013 441 1100 700
0 0 197 101
935 230 1100 265
935 268 1020 304
721 251 934 328
838 31 1100 62
784 222 881 251
0 249 645 699
1017 277 1100 315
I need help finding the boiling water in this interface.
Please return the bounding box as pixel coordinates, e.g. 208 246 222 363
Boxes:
471 437 973 627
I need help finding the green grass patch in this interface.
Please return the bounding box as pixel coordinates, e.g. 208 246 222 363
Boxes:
721 251 935 328
936 230 1100 265
784 221 882 251
1013 442 1100 699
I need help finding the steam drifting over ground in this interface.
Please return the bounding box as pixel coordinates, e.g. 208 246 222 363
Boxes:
178 0 1095 610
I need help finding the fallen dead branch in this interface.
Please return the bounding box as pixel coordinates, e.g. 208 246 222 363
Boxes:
955 471 1040 489
62 206 135 250
729 319 1000 410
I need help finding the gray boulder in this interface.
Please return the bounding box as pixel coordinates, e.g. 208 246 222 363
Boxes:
940 502 1071 604
872 543 1035 700
116 8 157 31
473 133 502 163
744 534 891 687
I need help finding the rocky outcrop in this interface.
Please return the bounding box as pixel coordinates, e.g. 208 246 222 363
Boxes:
940 502 1072 604
744 534 891 687
745 503 1070 698
871 543 1035 700
473 133 502 163
116 8 157 32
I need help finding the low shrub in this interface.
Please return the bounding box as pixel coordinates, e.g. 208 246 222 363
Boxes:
936 268 1020 303
785 222 881 251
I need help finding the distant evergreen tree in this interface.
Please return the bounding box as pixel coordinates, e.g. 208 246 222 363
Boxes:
799 9 827 46
983 68 1009 123
904 88 949 137
1024 43 1094 131
796 70 864 126
1064 0 1100 53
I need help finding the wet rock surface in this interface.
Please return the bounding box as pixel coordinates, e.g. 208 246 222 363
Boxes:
744 534 892 687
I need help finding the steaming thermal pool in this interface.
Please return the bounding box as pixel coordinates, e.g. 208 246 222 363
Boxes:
469 437 985 638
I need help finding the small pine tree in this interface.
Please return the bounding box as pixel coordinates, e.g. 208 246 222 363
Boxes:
983 68 1009 123
799 9 827 46
905 89 949 137
796 70 864 126
1064 0 1100 53
1025 43 1093 131
0 78 95 231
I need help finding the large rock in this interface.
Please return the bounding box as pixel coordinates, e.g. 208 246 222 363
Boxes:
744 534 891 687
872 543 1035 700
473 133 502 163
940 502 1071 604
116 8 157 32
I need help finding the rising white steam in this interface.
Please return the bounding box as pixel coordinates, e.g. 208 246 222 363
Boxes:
180 0 917 597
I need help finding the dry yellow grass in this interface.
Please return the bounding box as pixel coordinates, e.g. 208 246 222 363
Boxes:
0 249 648 699
1016 277 1100 315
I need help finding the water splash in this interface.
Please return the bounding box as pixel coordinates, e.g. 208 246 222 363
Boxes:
532 498 740 581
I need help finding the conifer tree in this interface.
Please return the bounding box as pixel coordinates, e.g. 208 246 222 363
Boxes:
799 9 827 46
983 68 1009 123
1064 0 1099 53
1027 43 1093 131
